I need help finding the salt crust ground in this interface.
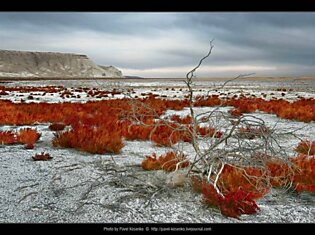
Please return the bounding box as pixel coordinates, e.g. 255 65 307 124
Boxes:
0 79 314 223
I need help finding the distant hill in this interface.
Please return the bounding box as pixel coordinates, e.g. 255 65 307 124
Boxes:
0 50 123 79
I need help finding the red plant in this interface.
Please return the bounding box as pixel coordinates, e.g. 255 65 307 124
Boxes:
202 182 260 219
49 123 66 131
294 140 315 155
159 151 190 172
194 95 221 107
53 113 124 154
141 151 190 172
53 126 124 154
218 188 260 218
17 128 41 146
141 154 161 171
290 154 315 193
228 108 242 117
266 159 292 187
216 164 270 199
197 126 223 138
32 152 53 161
0 131 17 144
169 115 192 125
150 122 182 147
120 119 154 141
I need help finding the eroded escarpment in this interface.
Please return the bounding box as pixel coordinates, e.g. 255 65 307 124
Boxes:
0 50 123 78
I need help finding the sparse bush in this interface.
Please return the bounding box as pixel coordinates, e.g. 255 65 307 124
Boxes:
32 152 52 161
0 131 17 145
49 123 66 131
17 128 41 147
142 151 190 172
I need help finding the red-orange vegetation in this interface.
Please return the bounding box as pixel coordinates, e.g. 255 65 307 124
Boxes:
150 122 182 147
53 113 124 154
0 131 17 144
0 85 65 93
17 128 41 146
32 152 53 161
294 140 315 155
141 151 190 172
53 126 124 154
159 151 190 172
0 90 9 95
194 95 221 107
227 97 315 122
191 164 270 218
265 159 292 187
217 164 270 199
169 115 192 125
197 126 223 138
191 175 204 193
119 119 154 141
141 153 161 171
202 181 260 219
290 154 315 193
228 108 242 117
49 123 66 131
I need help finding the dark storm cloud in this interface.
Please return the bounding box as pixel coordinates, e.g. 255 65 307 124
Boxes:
0 13 179 36
0 12 314 77
182 13 315 66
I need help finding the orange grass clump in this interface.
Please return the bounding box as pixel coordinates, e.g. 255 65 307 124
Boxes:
53 126 124 154
0 131 17 145
150 122 182 147
169 115 193 125
52 113 124 154
17 128 41 148
142 151 190 172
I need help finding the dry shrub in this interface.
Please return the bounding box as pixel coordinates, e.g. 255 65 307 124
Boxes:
197 126 223 138
265 159 292 187
291 154 315 193
191 163 272 219
237 126 271 139
294 140 315 155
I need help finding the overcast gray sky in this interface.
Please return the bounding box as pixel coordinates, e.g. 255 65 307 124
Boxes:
0 12 314 78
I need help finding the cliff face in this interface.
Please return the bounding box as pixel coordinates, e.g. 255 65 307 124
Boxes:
0 50 123 78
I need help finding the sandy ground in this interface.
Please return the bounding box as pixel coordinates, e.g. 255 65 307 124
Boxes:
0 79 314 223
